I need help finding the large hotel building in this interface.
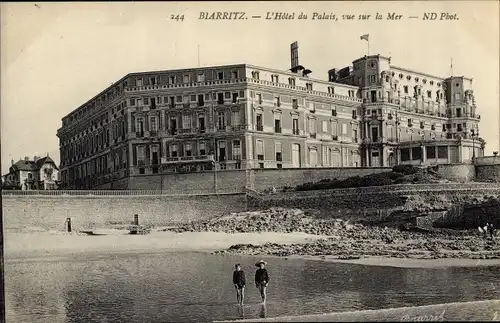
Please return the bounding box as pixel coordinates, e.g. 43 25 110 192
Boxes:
57 46 484 189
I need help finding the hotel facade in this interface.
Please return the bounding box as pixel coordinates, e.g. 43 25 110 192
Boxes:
57 55 484 189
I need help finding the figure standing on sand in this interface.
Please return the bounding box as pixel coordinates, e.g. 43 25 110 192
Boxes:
233 264 246 305
255 260 270 303
479 223 497 241
488 223 497 240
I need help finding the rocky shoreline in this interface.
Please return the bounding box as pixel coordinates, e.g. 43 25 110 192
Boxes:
165 207 500 260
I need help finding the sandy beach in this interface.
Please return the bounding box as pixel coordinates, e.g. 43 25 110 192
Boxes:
3 230 322 259
5 229 500 268
216 299 500 322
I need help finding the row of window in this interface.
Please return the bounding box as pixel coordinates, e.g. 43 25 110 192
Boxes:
400 146 449 161
386 114 475 133
134 70 241 88
252 71 357 98
61 108 126 145
64 92 127 127
367 86 444 103
130 91 245 108
62 149 128 182
61 121 127 164
135 140 242 163
133 109 242 135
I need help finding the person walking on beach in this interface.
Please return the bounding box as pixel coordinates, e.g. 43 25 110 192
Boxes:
233 264 246 305
255 260 269 303
480 223 489 239
488 223 496 240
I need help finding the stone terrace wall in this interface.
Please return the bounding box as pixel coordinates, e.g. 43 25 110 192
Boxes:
94 170 248 194
2 193 247 232
90 164 487 193
476 165 500 182
247 183 500 222
474 156 500 182
94 167 392 192
436 164 476 182
249 167 391 191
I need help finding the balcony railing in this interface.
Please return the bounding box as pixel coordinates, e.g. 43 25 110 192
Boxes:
161 154 215 164
228 125 247 132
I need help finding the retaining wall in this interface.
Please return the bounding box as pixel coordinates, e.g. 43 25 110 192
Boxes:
249 167 391 191
2 194 247 232
436 164 476 182
68 163 498 193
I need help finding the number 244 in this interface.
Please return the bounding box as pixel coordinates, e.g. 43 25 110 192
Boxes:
170 14 185 21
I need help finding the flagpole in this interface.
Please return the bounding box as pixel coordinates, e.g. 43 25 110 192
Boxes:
368 39 370 56
450 57 453 76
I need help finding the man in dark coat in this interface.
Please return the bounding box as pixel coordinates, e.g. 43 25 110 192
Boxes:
233 264 246 305
255 260 270 303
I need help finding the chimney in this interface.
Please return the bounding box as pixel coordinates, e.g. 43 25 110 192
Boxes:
11 159 14 166
34 156 39 162
24 156 29 162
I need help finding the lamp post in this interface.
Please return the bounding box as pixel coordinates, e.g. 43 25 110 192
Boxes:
471 128 478 162
395 118 401 166
407 128 413 163
419 131 425 164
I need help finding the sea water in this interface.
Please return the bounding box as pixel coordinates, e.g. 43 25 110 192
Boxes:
5 251 500 322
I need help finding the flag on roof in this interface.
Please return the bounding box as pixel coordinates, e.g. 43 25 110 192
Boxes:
360 34 369 41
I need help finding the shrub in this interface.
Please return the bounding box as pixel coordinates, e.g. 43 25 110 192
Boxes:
296 182 315 191
337 176 363 188
394 177 407 184
294 170 420 191
359 173 395 187
389 172 405 180
392 165 419 175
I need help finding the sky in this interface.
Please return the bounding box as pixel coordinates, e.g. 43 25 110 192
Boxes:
1 1 499 174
